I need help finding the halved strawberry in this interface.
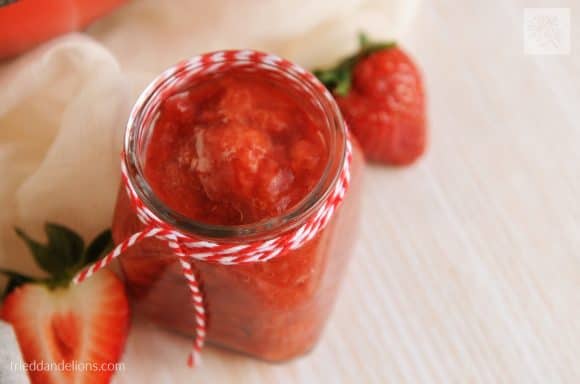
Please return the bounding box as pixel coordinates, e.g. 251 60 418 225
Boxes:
0 224 130 384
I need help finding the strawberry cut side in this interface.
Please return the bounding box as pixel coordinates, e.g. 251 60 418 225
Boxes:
0 223 130 384
50 311 81 364
2 270 129 384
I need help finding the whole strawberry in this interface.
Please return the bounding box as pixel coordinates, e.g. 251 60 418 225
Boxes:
314 34 427 165
0 224 130 384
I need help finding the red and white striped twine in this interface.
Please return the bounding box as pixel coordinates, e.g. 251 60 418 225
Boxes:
73 50 352 368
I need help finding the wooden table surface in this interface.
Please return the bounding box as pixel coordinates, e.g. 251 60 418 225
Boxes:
1 1 577 383
110 1 580 383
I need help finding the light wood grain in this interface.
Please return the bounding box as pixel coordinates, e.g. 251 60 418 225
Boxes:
107 1 580 383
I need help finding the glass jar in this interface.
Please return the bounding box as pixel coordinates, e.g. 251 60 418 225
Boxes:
112 51 364 361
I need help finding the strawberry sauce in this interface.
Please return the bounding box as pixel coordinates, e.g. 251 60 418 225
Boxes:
144 71 329 225
113 64 363 361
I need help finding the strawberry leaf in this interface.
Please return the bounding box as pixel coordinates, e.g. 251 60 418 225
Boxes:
6 224 114 290
45 223 85 273
358 33 396 55
0 268 36 298
15 224 84 280
15 228 57 276
314 60 355 97
82 229 113 266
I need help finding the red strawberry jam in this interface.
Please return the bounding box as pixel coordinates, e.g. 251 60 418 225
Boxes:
144 72 329 225
113 61 363 361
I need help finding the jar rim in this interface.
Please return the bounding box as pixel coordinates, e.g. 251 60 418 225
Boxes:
124 50 347 241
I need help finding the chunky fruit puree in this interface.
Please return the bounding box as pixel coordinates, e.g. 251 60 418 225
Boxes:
113 63 363 361
144 72 329 225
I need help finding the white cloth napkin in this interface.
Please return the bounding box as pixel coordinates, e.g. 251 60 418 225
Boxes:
0 1 418 382
0 35 128 274
0 320 29 384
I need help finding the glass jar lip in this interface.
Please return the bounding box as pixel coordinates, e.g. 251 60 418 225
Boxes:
124 50 347 241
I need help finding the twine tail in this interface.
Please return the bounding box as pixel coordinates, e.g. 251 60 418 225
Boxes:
176 251 207 369
187 350 202 368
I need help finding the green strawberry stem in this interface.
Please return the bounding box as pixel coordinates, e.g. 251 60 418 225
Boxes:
313 33 396 96
0 224 113 295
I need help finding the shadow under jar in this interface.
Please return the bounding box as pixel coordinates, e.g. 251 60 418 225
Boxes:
112 51 364 361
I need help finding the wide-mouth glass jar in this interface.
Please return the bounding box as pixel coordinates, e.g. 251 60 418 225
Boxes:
112 50 364 361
